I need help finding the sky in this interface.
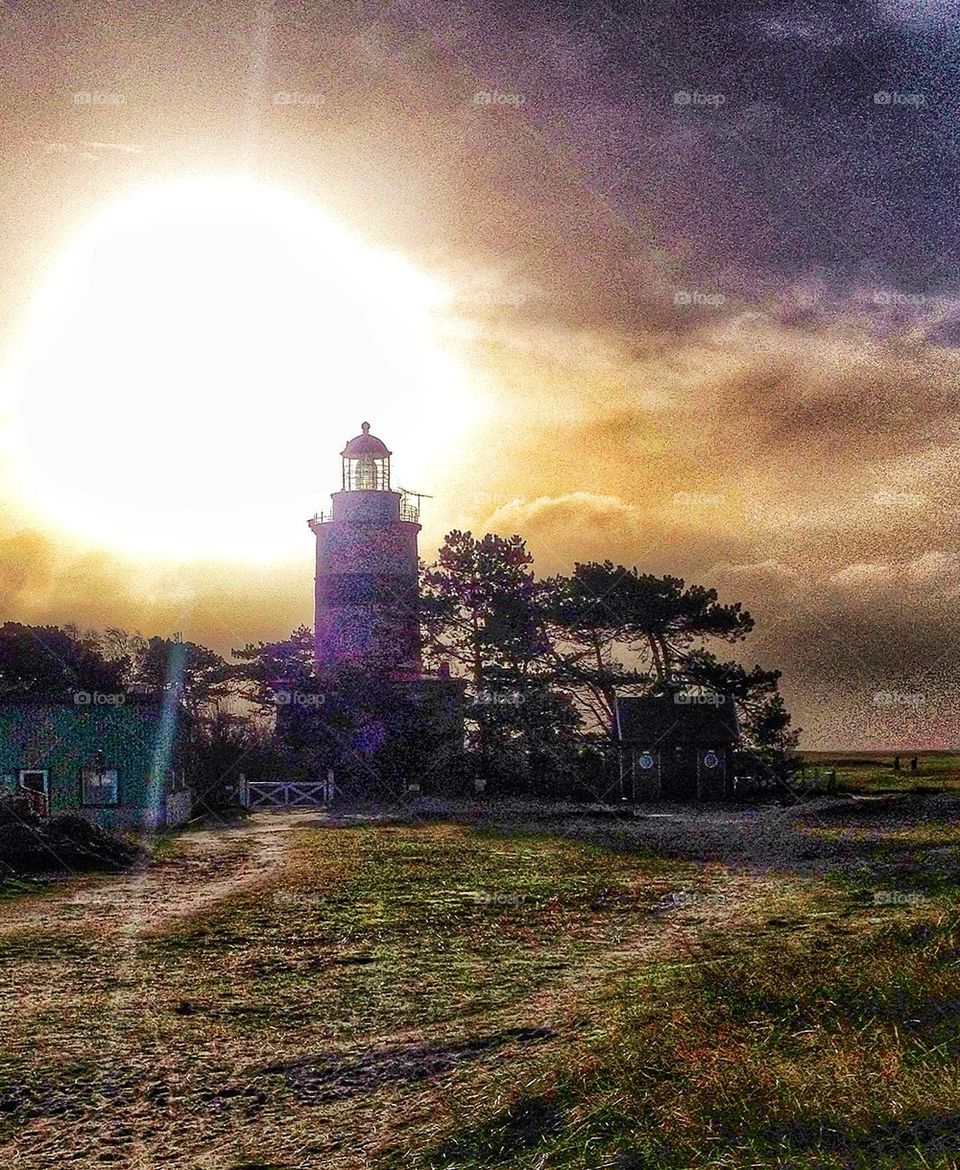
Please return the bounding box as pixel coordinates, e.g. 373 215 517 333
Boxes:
0 0 958 748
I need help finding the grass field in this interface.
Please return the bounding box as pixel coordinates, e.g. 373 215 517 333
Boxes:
1 794 959 1169
799 750 960 793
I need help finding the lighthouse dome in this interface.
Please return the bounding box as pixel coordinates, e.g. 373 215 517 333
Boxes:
341 422 391 459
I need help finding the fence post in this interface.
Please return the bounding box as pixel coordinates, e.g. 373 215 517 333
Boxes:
239 774 248 809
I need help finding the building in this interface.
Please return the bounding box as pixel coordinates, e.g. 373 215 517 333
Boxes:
309 422 421 674
304 423 465 792
0 693 191 831
615 689 740 800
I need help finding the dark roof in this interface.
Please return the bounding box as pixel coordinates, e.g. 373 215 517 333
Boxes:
341 422 391 459
616 691 740 747
0 691 165 707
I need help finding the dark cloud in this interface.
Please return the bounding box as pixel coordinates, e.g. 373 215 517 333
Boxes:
1 0 958 746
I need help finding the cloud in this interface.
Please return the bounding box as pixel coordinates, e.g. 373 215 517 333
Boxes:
754 11 865 49
879 0 960 29
0 0 957 749
0 524 312 657
481 492 644 569
831 551 960 593
708 559 801 600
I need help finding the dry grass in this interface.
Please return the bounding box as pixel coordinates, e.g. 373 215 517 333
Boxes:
800 751 960 794
0 798 958 1169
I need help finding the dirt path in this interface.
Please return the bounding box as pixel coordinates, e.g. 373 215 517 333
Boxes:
0 809 321 938
0 805 890 1170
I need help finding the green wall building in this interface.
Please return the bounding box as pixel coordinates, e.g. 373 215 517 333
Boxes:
0 693 191 831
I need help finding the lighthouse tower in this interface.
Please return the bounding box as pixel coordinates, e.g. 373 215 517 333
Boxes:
308 423 422 675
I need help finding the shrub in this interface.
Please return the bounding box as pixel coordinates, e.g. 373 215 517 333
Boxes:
0 794 144 879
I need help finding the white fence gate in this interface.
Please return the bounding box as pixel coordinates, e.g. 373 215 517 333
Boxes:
239 772 334 809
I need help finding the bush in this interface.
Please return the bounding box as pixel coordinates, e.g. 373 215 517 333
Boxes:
0 794 144 879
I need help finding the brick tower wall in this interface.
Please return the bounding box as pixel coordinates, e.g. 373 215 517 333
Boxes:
312 489 422 672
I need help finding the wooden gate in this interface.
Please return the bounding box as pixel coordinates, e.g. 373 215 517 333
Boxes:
240 775 334 809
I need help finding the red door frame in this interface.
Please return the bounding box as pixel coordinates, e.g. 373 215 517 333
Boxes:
18 770 50 817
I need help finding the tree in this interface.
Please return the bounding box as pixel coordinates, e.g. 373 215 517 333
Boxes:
422 538 797 791
541 564 651 735
232 626 318 712
421 531 544 689
544 564 755 734
422 532 555 776
474 681 581 792
680 647 798 764
741 693 800 775
100 626 147 666
132 636 231 718
0 622 126 697
182 709 273 813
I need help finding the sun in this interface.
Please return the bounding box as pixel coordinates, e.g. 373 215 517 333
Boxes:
3 176 477 560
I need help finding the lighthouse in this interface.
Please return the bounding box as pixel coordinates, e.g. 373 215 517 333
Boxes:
308 423 422 675
304 422 465 794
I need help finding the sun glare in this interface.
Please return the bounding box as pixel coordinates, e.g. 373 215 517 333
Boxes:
3 176 476 560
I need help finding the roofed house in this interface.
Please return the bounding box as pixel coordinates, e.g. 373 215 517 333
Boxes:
0 692 191 831
615 689 740 801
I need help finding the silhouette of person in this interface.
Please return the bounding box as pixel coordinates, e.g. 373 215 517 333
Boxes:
910 756 918 772
894 755 901 772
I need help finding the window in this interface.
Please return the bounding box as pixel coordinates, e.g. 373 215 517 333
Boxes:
18 770 50 817
18 770 48 794
81 766 119 807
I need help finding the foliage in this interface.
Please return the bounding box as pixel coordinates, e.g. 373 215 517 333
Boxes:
181 710 272 813
232 625 318 712
422 532 582 785
0 621 126 697
543 562 757 735
0 793 144 878
132 636 232 718
422 543 796 781
421 530 545 686
0 528 796 798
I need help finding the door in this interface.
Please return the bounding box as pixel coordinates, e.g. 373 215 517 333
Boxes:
661 746 698 800
18 770 50 817
697 749 728 800
629 750 661 800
